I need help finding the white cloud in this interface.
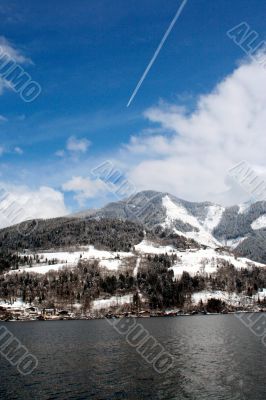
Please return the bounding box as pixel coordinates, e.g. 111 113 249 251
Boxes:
0 185 69 229
0 37 33 97
55 136 91 158
123 54 266 205
14 146 23 155
0 146 24 156
62 176 107 205
67 136 91 153
0 36 32 64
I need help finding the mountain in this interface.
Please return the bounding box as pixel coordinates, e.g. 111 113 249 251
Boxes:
0 190 266 317
79 190 266 263
90 191 223 247
0 190 266 263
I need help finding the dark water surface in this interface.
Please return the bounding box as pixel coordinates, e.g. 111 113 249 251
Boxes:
0 315 265 399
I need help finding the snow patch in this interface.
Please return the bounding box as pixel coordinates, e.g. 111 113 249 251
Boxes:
9 246 134 275
251 214 266 230
9 263 73 275
202 204 225 232
185 230 220 249
99 259 122 271
192 289 266 307
135 240 175 255
162 196 220 248
0 298 30 309
238 202 251 214
192 290 245 306
226 236 247 249
133 257 141 277
162 195 200 230
92 294 133 311
170 248 265 278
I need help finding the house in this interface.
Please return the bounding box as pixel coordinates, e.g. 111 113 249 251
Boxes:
26 307 37 312
139 310 150 318
43 308 56 316
10 308 25 316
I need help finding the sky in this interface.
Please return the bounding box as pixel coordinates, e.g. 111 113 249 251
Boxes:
0 0 266 225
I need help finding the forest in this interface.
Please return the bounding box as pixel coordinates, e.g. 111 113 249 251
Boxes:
0 254 265 313
0 217 145 252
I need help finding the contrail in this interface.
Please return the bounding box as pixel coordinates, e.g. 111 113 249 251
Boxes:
127 0 188 107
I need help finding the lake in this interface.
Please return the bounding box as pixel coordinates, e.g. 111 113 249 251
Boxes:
0 315 265 399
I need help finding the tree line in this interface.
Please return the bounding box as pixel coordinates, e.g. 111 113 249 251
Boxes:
0 254 265 312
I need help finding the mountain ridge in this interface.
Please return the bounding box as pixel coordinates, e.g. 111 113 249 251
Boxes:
1 190 266 263
72 190 266 262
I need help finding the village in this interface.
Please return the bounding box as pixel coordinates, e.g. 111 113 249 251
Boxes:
0 303 185 321
1 292 265 321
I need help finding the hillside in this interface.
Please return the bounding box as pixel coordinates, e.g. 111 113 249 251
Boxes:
80 190 266 263
0 217 145 252
1 190 266 263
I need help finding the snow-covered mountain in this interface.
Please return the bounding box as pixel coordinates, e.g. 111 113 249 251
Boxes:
85 190 266 262
1 190 266 263
1 191 265 315
88 190 225 247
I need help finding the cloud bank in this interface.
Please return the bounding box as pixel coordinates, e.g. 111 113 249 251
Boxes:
62 176 107 206
123 54 266 205
0 185 69 228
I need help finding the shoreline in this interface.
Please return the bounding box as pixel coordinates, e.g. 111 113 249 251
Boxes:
2 309 266 322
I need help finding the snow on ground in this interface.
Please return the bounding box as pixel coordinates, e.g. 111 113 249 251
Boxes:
251 214 266 230
170 248 265 278
36 246 133 264
202 204 225 232
0 298 30 309
253 288 266 301
225 236 247 249
91 294 134 311
192 290 246 306
185 230 220 249
6 234 266 284
99 259 122 271
11 246 134 275
162 195 200 230
238 202 251 214
8 263 73 275
162 195 220 248
135 240 175 255
135 240 265 278
133 257 141 277
192 289 266 306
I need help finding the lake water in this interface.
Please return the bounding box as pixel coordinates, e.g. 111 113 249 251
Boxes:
0 315 265 399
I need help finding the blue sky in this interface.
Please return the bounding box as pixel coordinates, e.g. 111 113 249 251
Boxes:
0 0 266 222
